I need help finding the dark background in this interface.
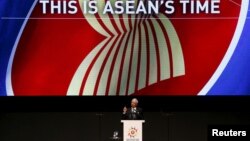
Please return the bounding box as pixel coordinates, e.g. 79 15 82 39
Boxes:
0 96 250 141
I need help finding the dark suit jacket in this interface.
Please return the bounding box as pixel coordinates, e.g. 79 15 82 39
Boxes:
122 107 143 120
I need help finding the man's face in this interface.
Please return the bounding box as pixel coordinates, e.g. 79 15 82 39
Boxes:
131 100 137 108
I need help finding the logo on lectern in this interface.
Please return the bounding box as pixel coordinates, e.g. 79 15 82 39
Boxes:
128 127 138 138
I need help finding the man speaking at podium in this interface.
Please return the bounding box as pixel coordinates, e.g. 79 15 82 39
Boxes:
122 98 144 120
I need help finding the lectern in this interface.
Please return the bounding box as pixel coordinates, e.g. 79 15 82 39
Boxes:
121 120 145 141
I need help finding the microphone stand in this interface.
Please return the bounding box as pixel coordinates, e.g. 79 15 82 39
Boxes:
96 113 104 141
161 110 174 141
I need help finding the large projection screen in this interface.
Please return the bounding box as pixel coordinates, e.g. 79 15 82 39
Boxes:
0 0 250 96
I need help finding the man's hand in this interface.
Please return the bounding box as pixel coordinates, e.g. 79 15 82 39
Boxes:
123 106 127 114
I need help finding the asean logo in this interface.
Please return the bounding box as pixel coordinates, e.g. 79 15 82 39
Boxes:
128 127 138 138
67 0 185 96
8 0 249 96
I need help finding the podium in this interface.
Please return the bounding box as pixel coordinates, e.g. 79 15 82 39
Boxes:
121 120 145 141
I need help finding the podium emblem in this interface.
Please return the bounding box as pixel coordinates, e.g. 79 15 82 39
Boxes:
128 127 138 138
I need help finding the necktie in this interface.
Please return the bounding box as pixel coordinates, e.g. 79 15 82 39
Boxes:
132 108 136 119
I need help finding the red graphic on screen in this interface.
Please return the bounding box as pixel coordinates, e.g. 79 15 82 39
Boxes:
11 0 242 96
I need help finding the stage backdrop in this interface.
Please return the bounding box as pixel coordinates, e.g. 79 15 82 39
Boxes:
0 0 250 96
